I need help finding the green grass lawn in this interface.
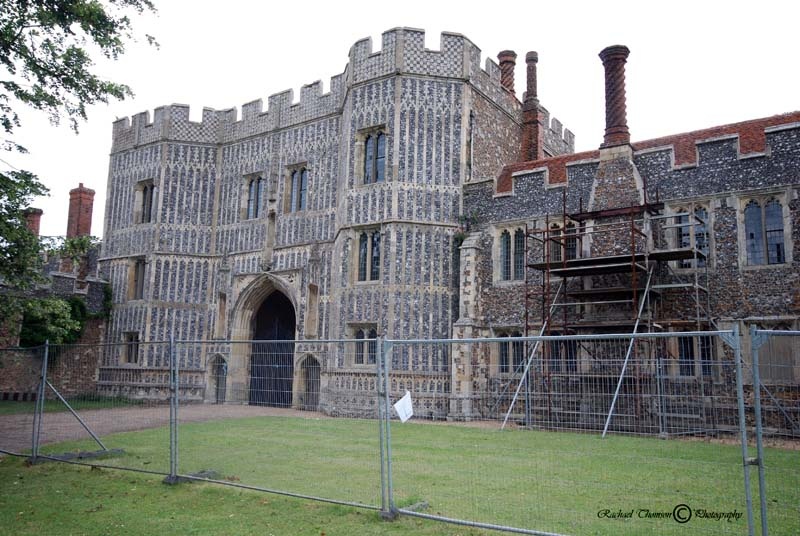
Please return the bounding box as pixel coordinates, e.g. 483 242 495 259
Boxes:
7 414 800 535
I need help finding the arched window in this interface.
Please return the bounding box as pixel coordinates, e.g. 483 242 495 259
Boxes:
141 183 154 223
513 229 525 280
564 223 578 260
549 225 562 263
676 206 709 268
500 230 511 281
355 329 365 365
745 199 785 265
765 199 785 264
358 232 368 281
370 231 381 280
511 331 524 372
498 333 509 374
357 230 381 282
367 328 378 364
364 131 386 184
246 177 263 219
289 169 308 212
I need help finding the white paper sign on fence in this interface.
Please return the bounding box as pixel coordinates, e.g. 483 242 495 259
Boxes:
393 390 413 423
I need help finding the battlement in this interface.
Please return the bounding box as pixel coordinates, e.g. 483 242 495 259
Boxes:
111 29 527 152
538 106 576 153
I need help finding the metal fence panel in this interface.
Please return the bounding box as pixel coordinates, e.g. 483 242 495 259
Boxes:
31 341 172 474
0 346 44 456
385 333 754 535
175 340 384 510
752 330 800 535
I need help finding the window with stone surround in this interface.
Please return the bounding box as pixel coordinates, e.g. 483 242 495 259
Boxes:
123 332 140 365
742 196 787 266
356 229 381 282
128 257 146 300
285 166 308 213
355 126 386 185
352 324 378 366
495 330 524 374
548 221 579 264
670 203 711 269
498 227 525 282
548 333 578 374
243 175 264 219
134 179 155 224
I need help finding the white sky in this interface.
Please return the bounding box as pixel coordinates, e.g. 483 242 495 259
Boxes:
8 0 799 237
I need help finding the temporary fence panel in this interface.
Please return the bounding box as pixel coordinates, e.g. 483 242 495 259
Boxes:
0 346 45 456
384 332 754 536
31 341 172 474
751 329 800 536
174 339 385 510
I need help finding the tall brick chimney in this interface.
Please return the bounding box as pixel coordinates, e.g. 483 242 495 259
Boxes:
66 183 95 238
520 51 543 162
599 45 631 147
497 50 517 94
23 208 43 236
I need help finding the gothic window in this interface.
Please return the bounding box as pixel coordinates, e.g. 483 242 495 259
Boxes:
288 168 308 213
498 333 510 374
353 325 378 366
135 180 155 224
513 229 525 280
497 331 525 374
549 334 578 374
549 225 562 263
357 230 381 282
499 228 525 282
245 176 264 219
500 231 511 281
511 331 524 372
123 332 140 364
745 198 786 266
129 258 146 300
675 206 709 268
364 131 386 184
564 223 578 261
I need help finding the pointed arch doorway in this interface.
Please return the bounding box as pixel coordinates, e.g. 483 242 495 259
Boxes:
249 291 295 407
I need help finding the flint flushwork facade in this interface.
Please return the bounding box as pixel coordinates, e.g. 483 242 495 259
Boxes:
100 29 798 425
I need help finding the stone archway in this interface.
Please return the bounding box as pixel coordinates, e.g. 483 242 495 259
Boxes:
249 291 295 407
298 355 321 411
225 274 299 404
206 354 227 404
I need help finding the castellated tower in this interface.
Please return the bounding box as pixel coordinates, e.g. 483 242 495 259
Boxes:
100 28 575 410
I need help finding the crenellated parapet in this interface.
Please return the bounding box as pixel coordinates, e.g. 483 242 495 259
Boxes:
538 106 576 155
111 29 527 153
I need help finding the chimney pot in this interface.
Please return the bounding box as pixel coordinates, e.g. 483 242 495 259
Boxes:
599 44 631 147
520 50 543 162
497 50 517 94
67 183 96 238
23 208 43 237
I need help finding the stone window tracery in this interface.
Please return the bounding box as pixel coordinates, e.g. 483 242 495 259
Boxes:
498 227 525 282
744 197 786 265
357 229 381 282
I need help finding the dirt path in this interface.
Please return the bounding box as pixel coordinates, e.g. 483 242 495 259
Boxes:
0 404 328 455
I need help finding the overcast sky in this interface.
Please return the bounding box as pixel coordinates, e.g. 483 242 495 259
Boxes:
8 0 799 237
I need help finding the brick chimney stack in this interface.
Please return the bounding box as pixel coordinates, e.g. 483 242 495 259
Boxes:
497 50 517 94
520 51 543 162
23 208 43 236
66 183 95 238
599 45 631 147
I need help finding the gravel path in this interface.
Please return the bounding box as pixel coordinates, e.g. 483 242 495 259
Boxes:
0 404 328 455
